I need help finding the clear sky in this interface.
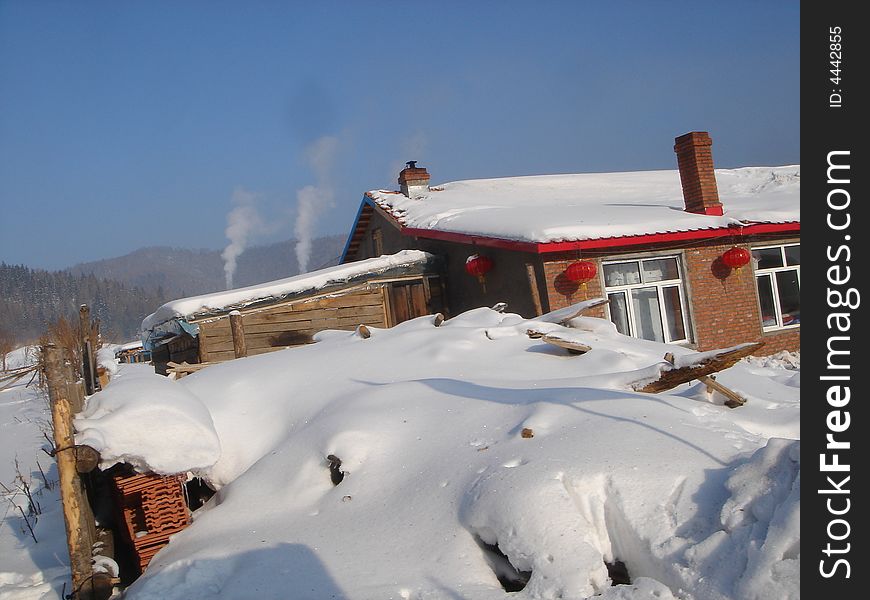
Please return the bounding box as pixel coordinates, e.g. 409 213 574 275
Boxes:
0 0 799 270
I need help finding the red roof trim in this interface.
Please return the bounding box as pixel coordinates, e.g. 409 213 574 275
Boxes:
401 222 801 254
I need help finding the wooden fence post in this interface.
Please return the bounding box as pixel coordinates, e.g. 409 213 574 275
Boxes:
229 311 247 358
44 344 108 598
79 305 96 395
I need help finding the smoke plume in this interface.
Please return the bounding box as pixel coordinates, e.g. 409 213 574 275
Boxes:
221 188 263 289
294 135 339 273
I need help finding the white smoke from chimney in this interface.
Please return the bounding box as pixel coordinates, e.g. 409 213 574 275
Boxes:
294 135 339 273
221 188 263 289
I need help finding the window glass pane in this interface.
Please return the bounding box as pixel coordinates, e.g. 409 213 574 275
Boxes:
784 245 800 266
603 262 641 287
756 274 778 328
776 270 801 326
752 247 784 270
608 292 630 336
631 286 664 342
642 258 679 283
661 285 686 342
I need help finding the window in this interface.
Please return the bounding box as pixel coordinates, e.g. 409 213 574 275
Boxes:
603 255 690 344
753 244 800 330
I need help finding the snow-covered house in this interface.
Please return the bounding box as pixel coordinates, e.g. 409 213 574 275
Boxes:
141 250 443 372
342 132 800 354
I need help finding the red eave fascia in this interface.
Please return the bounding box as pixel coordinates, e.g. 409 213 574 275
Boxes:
401 222 801 254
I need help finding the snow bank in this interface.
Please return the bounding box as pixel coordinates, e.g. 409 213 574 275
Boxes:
1 347 69 599
74 366 221 475
102 305 800 599
367 166 799 244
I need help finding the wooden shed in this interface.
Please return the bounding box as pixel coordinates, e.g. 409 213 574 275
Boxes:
141 251 444 373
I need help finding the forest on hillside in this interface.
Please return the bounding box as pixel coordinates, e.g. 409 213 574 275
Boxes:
0 235 346 347
0 262 168 345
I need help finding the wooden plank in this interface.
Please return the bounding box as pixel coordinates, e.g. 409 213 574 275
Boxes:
410 283 428 318
241 305 384 326
699 375 747 409
294 292 385 311
391 285 410 324
238 313 386 335
202 350 239 362
382 285 394 327
540 334 592 355
224 307 387 331
197 325 211 363
187 285 380 323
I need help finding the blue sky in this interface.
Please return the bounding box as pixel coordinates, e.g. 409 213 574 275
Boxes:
0 1 799 270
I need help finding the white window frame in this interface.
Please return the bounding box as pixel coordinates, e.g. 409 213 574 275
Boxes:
603 254 692 344
753 243 800 331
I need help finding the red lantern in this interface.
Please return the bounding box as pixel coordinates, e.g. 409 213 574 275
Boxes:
722 246 751 272
465 254 493 291
564 261 597 286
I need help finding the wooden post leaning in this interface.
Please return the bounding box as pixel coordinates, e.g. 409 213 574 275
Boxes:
44 344 111 599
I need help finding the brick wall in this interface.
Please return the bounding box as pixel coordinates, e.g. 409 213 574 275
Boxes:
541 244 800 356
541 256 607 317
355 208 800 356
684 243 799 354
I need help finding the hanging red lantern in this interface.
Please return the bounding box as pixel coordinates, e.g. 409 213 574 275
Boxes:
564 260 597 287
465 254 493 291
722 246 751 272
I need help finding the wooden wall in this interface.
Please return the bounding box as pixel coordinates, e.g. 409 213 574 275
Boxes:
195 286 390 363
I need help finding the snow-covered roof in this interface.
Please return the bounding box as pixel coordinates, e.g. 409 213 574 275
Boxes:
365 166 800 245
141 250 436 344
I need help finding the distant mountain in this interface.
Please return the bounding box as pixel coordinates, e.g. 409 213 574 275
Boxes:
67 235 347 299
0 235 347 344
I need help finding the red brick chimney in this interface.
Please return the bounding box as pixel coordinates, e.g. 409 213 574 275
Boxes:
398 161 430 198
674 131 723 216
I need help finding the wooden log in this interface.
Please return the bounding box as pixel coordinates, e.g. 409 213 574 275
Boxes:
75 445 101 474
433 313 445 327
44 344 98 597
355 324 371 339
525 263 544 317
540 333 592 355
635 342 764 394
229 311 247 358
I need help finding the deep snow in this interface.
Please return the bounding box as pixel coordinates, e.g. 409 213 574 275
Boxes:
74 304 799 599
0 347 68 600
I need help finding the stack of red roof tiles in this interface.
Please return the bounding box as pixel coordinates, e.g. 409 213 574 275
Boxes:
111 471 191 574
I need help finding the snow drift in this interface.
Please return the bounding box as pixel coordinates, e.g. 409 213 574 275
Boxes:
77 305 800 599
